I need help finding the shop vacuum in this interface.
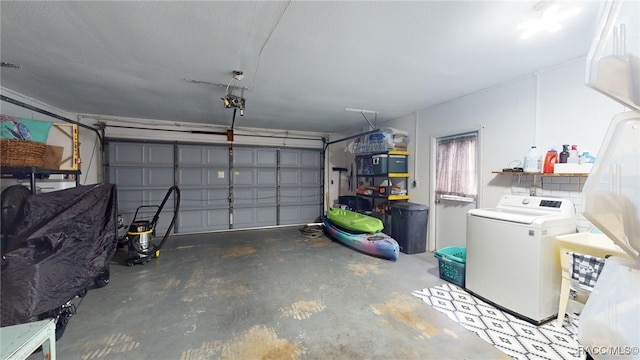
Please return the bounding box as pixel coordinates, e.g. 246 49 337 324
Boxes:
123 185 181 266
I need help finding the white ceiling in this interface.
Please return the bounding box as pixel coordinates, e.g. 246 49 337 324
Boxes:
0 1 603 133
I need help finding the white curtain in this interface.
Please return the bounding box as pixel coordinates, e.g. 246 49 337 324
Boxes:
436 133 477 199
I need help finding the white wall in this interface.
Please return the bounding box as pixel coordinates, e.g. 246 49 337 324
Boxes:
536 58 626 157
379 57 626 232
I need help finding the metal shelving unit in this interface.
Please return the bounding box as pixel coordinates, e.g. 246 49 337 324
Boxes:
0 167 80 194
355 150 410 213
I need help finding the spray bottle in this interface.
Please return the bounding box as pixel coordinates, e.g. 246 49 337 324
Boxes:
560 145 570 163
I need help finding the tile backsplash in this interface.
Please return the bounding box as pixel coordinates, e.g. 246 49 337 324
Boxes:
510 175 592 232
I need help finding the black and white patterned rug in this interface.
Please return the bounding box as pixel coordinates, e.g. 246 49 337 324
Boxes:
412 283 584 360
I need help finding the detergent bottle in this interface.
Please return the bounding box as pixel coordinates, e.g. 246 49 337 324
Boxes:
523 146 542 172
543 149 558 173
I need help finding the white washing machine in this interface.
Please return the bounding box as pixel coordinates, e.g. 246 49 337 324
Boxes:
465 195 577 325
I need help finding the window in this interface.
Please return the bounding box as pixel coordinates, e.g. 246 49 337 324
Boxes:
435 133 477 200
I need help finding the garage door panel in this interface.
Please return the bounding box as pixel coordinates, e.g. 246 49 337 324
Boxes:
181 188 228 208
178 146 202 165
111 167 174 187
280 188 298 204
178 168 204 185
147 190 174 210
115 189 145 212
147 168 175 187
178 145 228 166
301 151 321 167
180 189 204 209
280 150 299 166
178 210 206 231
257 169 277 185
234 148 277 167
280 187 321 205
179 208 229 232
301 169 321 185
206 169 228 185
154 211 174 234
299 187 322 204
280 205 321 225
279 169 298 185
233 188 254 206
205 148 229 165
178 168 228 187
257 150 277 166
233 148 255 166
280 149 321 168
109 142 322 233
148 145 174 165
279 169 321 186
233 169 255 185
233 207 276 228
117 189 173 210
234 188 276 206
207 209 230 230
207 188 229 206
233 169 276 186
110 167 145 186
257 188 277 205
110 143 145 164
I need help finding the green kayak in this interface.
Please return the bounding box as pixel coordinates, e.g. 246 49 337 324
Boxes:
326 208 383 234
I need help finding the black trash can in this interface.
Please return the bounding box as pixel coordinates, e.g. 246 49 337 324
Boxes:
391 202 429 254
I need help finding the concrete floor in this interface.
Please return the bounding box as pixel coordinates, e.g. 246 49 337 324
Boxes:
48 226 508 359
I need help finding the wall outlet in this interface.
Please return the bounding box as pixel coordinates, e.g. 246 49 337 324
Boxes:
530 186 537 196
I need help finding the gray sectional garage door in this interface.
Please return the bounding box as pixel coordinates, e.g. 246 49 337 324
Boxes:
108 141 323 234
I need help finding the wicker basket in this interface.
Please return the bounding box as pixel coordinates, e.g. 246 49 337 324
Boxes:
0 139 47 168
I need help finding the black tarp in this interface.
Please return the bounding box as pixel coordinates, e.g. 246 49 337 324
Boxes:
1 184 117 325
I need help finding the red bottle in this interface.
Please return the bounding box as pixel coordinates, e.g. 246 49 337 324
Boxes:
543 149 558 173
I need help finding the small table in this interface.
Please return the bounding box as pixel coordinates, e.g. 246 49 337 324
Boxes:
0 319 56 360
555 232 630 327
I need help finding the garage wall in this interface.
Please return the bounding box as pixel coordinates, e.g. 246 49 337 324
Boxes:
378 57 626 210
372 57 627 249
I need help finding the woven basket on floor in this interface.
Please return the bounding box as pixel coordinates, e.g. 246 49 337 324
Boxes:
0 139 46 168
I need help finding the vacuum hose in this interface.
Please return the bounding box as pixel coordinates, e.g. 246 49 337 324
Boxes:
132 185 181 256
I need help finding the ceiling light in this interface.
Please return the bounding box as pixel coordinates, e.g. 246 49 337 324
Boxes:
518 3 580 39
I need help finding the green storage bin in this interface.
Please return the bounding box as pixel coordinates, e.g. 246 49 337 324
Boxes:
434 246 466 287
